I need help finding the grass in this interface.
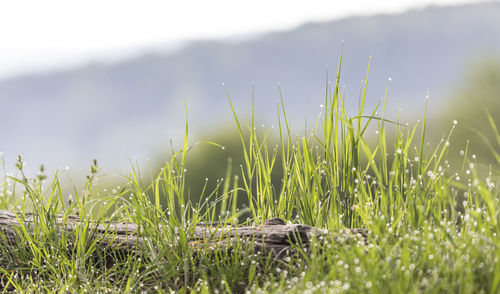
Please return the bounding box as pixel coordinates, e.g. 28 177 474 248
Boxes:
0 57 499 293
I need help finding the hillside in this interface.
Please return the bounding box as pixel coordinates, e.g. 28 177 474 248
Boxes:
1 2 500 172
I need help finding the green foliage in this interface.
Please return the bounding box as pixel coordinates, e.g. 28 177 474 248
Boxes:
433 57 500 169
1 57 500 293
183 128 252 214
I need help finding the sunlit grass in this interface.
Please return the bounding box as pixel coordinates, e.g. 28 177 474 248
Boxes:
0 55 499 293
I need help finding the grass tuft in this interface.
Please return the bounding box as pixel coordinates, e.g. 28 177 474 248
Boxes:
1 55 499 293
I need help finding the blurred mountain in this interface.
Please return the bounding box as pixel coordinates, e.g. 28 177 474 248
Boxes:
1 2 500 173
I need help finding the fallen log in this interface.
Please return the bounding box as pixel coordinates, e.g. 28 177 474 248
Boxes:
0 210 367 257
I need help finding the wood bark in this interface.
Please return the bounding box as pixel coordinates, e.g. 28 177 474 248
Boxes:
0 210 367 257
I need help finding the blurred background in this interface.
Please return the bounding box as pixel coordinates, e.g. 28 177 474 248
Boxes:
0 0 499 195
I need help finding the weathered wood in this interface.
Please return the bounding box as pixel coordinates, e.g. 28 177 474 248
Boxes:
0 210 367 257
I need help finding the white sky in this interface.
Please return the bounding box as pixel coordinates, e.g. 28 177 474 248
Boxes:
0 0 490 79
